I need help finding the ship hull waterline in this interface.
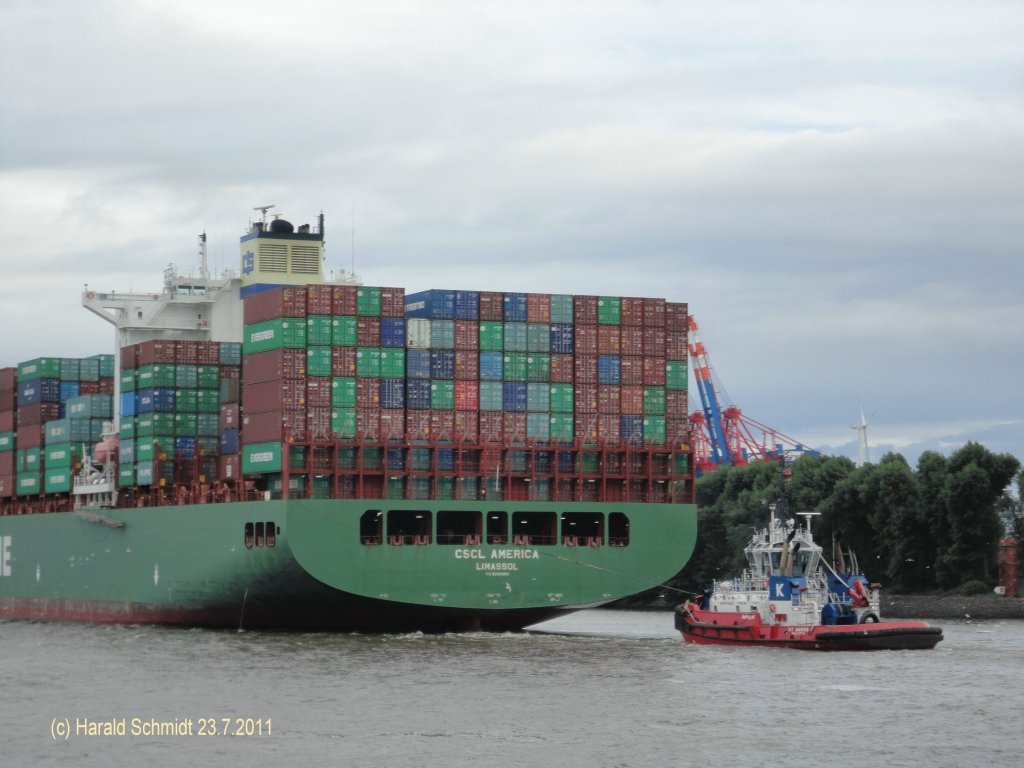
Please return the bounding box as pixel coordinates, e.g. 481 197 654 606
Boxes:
0 498 697 633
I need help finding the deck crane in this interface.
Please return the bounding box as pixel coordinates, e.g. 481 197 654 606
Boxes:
687 316 819 474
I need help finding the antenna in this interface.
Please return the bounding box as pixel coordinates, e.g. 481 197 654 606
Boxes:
253 204 275 226
851 405 876 468
198 232 208 280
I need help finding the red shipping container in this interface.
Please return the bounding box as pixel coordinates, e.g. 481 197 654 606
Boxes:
220 364 241 380
620 297 644 326
643 298 666 327
0 390 15 411
220 403 240 430
241 409 306 443
306 377 332 409
454 350 479 380
666 418 690 446
665 302 688 333
17 423 44 448
243 349 303 384
454 380 479 411
621 385 644 415
666 331 687 359
597 326 621 355
454 320 479 351
479 411 503 442
245 379 305 412
243 286 308 325
643 327 666 357
137 339 177 365
0 452 13 475
306 407 332 440
503 413 527 442
307 284 333 315
405 410 431 441
575 324 598 355
551 354 574 384
574 355 598 384
357 317 381 347
0 473 14 498
381 287 406 318
576 413 598 443
598 385 620 415
17 403 61 426
0 367 16 392
598 414 619 443
575 383 598 414
380 409 405 439
0 410 13 431
197 341 220 365
120 343 140 369
175 340 199 365
666 390 688 417
526 293 551 324
356 378 380 408
98 377 115 394
356 407 380 440
76 381 99 395
620 326 643 356
430 411 455 441
332 285 358 315
218 455 241 482
454 411 479 442
332 347 356 377
620 356 643 385
643 357 666 386
479 292 504 321
574 295 598 325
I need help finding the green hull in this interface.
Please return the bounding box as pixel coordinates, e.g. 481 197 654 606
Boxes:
0 499 696 632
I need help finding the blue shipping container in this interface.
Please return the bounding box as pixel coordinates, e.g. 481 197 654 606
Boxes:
386 447 406 470
380 378 406 409
479 351 503 381
620 415 644 440
175 436 197 459
59 382 81 402
153 389 176 413
219 429 240 455
430 350 455 380
135 389 155 413
436 447 455 471
503 382 528 412
598 355 622 385
406 379 432 410
404 289 456 319
406 349 431 379
503 292 527 322
120 392 137 417
550 324 574 354
380 317 406 348
18 378 60 406
454 291 479 320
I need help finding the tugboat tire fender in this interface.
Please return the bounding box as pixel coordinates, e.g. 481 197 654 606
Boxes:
860 612 879 624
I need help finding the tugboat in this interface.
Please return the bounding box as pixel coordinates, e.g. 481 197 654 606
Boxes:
674 471 943 651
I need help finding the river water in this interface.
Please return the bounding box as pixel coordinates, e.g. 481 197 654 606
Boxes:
3 610 1022 767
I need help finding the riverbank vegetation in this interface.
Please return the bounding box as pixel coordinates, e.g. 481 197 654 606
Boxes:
670 442 1021 596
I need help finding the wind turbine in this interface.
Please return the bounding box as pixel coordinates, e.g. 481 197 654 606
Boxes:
851 406 876 468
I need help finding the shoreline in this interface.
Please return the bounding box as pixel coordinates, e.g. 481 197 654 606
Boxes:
882 593 1024 621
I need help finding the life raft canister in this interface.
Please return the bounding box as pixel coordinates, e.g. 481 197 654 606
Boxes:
849 579 870 607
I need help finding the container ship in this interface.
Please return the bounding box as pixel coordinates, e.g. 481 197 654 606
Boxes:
0 208 697 632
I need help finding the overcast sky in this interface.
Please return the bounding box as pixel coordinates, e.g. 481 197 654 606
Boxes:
1 0 1021 465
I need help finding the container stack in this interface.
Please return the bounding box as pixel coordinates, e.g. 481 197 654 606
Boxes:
0 355 115 501
117 340 241 492
240 284 406 499
238 285 689 503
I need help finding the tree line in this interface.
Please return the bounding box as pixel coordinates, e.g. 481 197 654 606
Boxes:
672 442 1022 595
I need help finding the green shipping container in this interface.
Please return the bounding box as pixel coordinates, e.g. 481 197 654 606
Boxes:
527 324 550 353
17 472 41 496
360 447 382 470
549 384 574 414
526 353 550 383
580 452 599 473
307 346 333 377
357 287 382 316
643 386 666 415
119 417 135 438
60 358 81 382
118 465 136 487
526 412 550 440
219 343 242 366
598 296 621 325
17 448 41 472
175 364 199 388
332 408 357 438
385 476 405 499
196 366 220 390
136 413 175 438
175 389 198 412
136 438 170 462
44 444 78 469
195 390 220 414
0 431 14 452
673 453 689 475
79 356 101 382
137 364 177 388
243 318 307 354
479 323 504 352
503 322 528 351
332 316 358 347
380 349 405 378
503 353 528 382
120 369 136 391
242 441 283 474
175 413 198 436
66 394 113 419
356 348 381 378
196 413 220 437
332 378 357 409
435 476 455 500
666 361 688 390
431 380 454 410
336 446 358 469
644 416 666 444
17 357 61 381
527 383 550 412
306 315 334 345
550 295 574 324
44 468 73 493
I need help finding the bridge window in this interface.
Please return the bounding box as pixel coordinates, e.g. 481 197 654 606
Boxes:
487 511 508 544
511 511 556 546
561 512 605 547
609 512 630 547
360 509 383 545
387 510 432 546
437 510 482 545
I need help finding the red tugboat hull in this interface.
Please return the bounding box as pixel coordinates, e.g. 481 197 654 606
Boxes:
675 604 943 651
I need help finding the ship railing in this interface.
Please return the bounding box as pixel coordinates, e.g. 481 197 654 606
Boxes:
387 534 432 546
437 533 483 545
513 534 556 546
562 535 604 547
